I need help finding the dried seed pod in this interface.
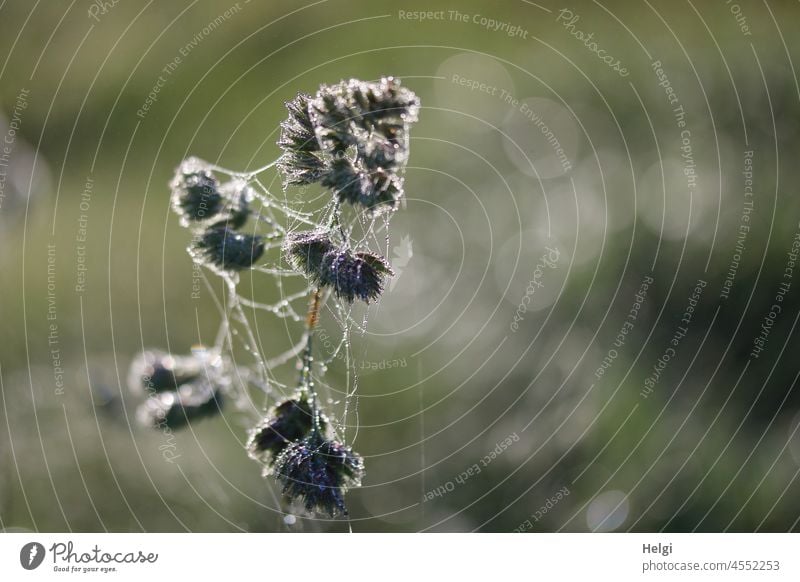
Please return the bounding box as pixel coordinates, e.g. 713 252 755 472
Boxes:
283 229 335 276
309 78 419 146
349 76 420 126
190 225 265 273
359 129 409 172
308 85 360 154
246 392 327 467
284 230 393 303
283 77 418 218
277 150 330 189
216 179 254 230
277 93 330 187
321 158 403 214
278 93 319 154
321 249 394 304
273 434 364 516
137 379 223 430
127 350 202 395
170 157 223 226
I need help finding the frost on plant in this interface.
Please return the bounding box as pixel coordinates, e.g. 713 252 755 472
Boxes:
128 77 419 519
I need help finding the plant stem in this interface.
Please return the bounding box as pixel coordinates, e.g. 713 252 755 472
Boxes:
300 202 339 435
302 287 323 434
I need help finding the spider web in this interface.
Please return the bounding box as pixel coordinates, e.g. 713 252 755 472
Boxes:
189 160 394 461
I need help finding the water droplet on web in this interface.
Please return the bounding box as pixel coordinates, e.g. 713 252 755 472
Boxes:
283 514 296 526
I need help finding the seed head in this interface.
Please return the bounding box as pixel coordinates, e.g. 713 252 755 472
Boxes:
280 78 418 214
274 434 364 516
283 229 334 276
284 230 393 303
321 248 394 303
127 350 202 395
246 392 327 467
321 158 403 213
137 380 223 430
349 76 420 126
308 85 359 154
309 77 419 152
170 157 224 227
216 179 254 230
277 93 329 187
190 225 265 273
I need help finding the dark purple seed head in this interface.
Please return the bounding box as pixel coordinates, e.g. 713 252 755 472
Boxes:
137 379 223 430
308 85 359 154
277 93 319 154
216 179 254 230
283 229 335 277
320 248 394 303
285 231 393 304
246 392 327 467
349 76 420 126
277 93 330 188
170 157 224 227
127 350 202 395
273 433 364 516
191 226 265 273
321 158 403 214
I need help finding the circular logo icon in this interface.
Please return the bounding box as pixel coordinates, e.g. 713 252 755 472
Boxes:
19 542 45 570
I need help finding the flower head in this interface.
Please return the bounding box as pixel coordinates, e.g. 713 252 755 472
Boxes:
127 349 202 395
216 179 254 230
308 85 359 154
246 391 327 466
190 225 265 273
277 93 330 187
320 158 404 213
359 128 409 172
349 76 420 126
137 380 223 430
284 230 393 303
170 157 224 227
274 434 364 516
309 77 419 152
321 249 394 304
283 229 335 277
277 77 418 215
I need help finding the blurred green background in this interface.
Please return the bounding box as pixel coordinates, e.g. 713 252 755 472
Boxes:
2 0 800 532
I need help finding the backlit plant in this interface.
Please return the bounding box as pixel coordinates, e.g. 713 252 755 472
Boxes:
128 77 419 519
